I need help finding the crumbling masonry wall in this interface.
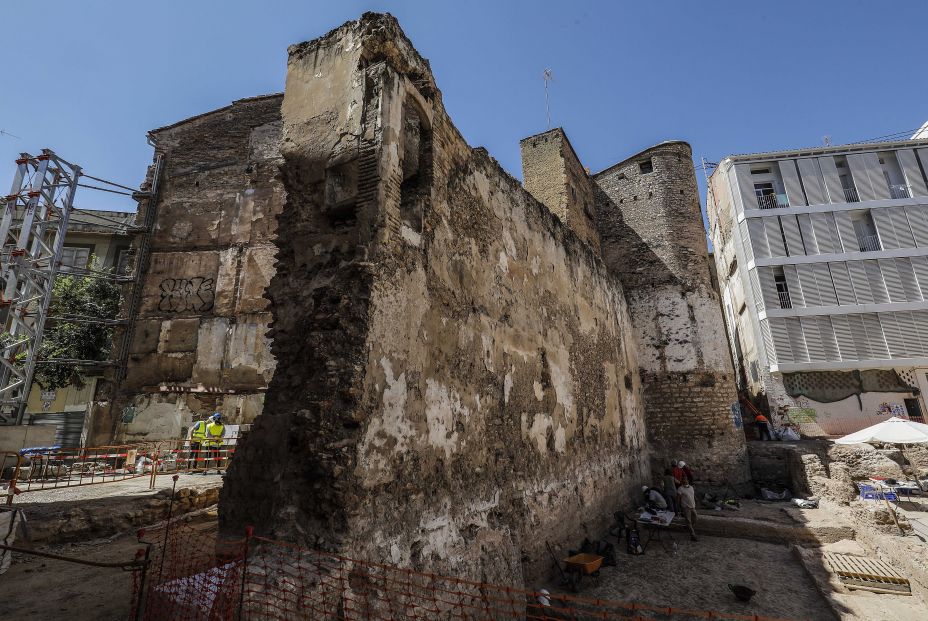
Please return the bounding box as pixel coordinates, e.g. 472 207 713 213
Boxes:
96 95 284 444
221 14 650 584
592 143 750 489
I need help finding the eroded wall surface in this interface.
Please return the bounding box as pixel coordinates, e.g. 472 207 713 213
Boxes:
221 14 649 584
101 95 284 443
593 143 750 489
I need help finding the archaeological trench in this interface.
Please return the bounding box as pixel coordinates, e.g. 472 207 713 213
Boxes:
95 14 750 585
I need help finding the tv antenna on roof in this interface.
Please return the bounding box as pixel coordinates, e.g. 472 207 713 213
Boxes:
823 135 832 146
543 69 553 129
0 128 21 140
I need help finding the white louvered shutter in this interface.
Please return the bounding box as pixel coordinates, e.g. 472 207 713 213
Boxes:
829 262 856 305
894 258 922 301
894 311 922 357
764 218 786 256
878 259 906 302
906 205 928 247
767 318 790 364
818 317 840 361
831 315 856 360
872 209 898 250
812 263 838 306
862 313 889 358
748 268 764 310
880 313 907 358
833 211 859 253
757 267 780 309
847 260 873 304
818 157 845 204
779 160 807 206
748 218 771 259
864 260 890 303
847 315 871 359
801 317 825 361
797 214 819 254
781 215 805 256
911 256 928 299
734 164 758 211
740 221 755 263
784 265 805 307
898 149 928 197
796 264 821 306
889 207 916 248
810 213 835 254
848 154 877 202
786 317 809 363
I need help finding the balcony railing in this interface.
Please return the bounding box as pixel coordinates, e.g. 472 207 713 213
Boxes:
843 187 860 203
778 291 792 309
889 184 911 199
756 193 789 210
858 234 882 252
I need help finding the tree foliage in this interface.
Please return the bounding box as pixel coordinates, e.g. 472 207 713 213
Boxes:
34 258 121 390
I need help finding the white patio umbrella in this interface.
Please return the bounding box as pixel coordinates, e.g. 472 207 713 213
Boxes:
834 416 928 533
834 417 928 445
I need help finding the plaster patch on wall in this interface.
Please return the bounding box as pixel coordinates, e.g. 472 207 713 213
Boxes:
363 357 414 457
425 378 469 457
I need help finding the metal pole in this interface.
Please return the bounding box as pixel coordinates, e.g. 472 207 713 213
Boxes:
157 474 179 583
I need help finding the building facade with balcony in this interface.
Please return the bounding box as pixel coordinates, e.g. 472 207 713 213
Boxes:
707 137 928 436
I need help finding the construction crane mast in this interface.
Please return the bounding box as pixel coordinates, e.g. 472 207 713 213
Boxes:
0 150 80 424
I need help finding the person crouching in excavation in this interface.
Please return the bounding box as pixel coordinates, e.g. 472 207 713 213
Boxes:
642 485 668 511
678 479 698 542
203 412 226 474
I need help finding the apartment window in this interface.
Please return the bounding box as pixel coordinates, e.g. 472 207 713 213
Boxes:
774 267 791 309
839 173 859 203
851 210 881 252
639 159 653 174
59 246 91 273
115 247 132 276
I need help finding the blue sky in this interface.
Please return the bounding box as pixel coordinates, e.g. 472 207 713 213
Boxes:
2 1 926 215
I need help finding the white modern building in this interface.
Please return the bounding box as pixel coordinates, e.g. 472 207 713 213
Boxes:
707 136 928 436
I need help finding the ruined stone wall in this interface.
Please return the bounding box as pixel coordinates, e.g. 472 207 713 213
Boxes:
593 143 750 489
222 14 649 585
520 128 600 251
99 95 284 444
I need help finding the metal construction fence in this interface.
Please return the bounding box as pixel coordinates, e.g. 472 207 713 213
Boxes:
1 439 237 504
131 519 795 621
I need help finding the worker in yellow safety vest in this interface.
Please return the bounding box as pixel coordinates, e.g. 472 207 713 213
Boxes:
203 412 226 474
187 416 210 471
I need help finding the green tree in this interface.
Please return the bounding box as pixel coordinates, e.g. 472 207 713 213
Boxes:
34 257 121 390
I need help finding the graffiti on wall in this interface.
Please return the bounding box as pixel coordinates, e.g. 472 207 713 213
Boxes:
877 402 906 417
159 277 215 313
730 403 743 430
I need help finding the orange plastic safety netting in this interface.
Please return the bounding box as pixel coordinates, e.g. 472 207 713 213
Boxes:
131 520 793 621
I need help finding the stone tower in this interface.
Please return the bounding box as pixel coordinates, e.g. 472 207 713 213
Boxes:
592 141 750 489
519 128 600 251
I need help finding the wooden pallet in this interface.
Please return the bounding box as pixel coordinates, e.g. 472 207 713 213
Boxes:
823 552 912 595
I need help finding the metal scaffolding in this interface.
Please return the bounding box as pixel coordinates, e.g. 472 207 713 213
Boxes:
0 150 81 423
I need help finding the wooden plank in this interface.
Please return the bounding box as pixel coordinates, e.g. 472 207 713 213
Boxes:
825 553 910 587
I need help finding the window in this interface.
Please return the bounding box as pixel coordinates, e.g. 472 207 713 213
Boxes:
115 247 132 276
59 246 91 273
774 267 791 309
751 167 771 175
639 159 653 174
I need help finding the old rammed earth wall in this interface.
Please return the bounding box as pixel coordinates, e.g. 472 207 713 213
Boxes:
93 95 284 444
220 14 650 583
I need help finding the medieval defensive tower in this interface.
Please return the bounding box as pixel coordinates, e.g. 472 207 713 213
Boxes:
592 141 750 489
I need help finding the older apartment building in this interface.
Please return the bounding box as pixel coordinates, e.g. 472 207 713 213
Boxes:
708 136 928 435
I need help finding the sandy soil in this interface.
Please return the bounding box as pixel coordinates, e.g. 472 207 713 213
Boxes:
550 535 836 621
1 533 141 620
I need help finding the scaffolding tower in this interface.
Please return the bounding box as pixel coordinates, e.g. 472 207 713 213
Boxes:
0 151 82 423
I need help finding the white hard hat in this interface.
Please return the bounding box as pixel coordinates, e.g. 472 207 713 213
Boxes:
642 485 649 492
678 461 686 468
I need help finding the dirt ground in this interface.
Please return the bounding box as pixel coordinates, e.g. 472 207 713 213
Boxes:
556 534 836 621
1 532 141 620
